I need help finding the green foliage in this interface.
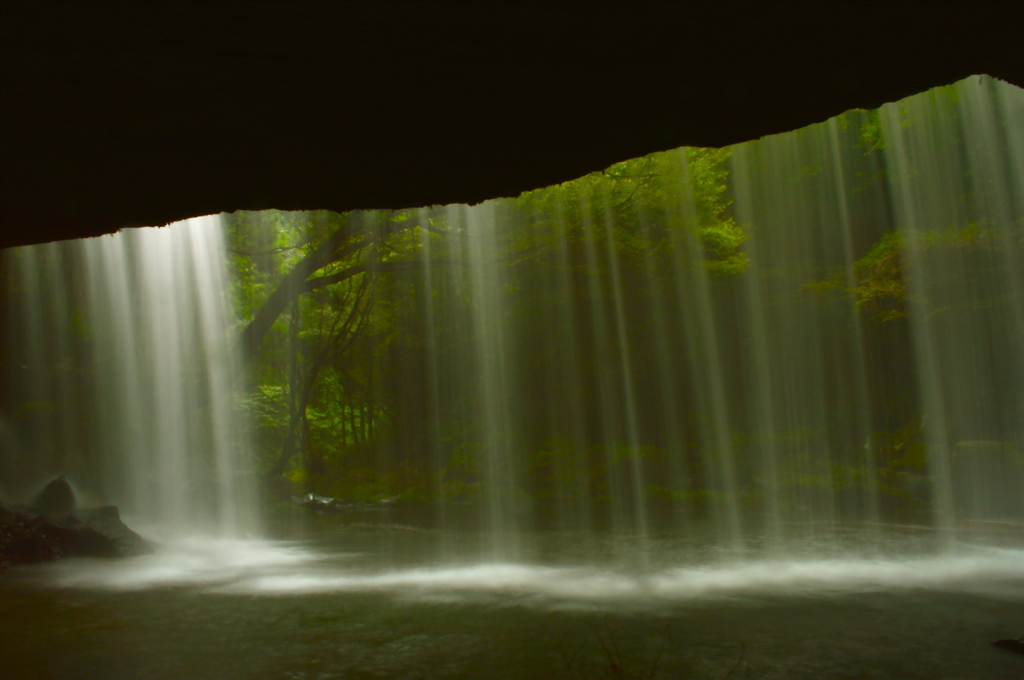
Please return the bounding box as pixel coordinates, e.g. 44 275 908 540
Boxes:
224 136 752 499
871 420 928 472
15 400 54 420
858 109 886 153
809 220 1022 324
644 483 726 507
849 230 908 322
791 465 870 493
868 420 932 506
512 146 749 277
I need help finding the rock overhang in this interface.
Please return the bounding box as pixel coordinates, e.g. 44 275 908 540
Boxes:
1 1 1022 249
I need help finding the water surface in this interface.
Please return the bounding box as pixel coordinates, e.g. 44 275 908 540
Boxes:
3 523 1022 679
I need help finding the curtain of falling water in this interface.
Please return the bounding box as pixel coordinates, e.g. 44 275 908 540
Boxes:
4 76 1020 558
4 216 255 534
579 192 630 535
418 76 1021 556
599 187 651 551
882 77 1024 535
417 208 448 541
452 202 524 559
1 245 85 495
667 152 745 547
729 120 885 545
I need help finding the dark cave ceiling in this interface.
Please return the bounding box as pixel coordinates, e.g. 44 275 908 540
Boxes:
2 1 1022 249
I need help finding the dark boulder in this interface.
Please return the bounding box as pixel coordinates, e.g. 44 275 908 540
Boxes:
1 477 152 571
1 504 117 570
75 506 151 558
33 475 76 519
992 638 1024 655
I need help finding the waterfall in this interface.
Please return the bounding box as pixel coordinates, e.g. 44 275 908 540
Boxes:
411 75 1023 556
3 216 255 535
2 76 1020 558
882 78 1024 535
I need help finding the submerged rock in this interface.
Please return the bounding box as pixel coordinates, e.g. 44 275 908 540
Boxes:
292 492 342 512
291 491 405 514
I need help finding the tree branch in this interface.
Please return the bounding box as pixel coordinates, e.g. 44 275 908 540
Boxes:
236 214 366 361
